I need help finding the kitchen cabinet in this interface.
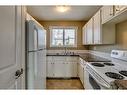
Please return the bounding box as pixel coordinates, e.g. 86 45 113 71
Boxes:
78 58 84 85
47 56 78 78
54 62 65 77
47 62 53 77
82 9 115 45
101 6 114 24
65 62 78 77
47 56 55 77
82 18 93 45
93 10 101 44
86 18 93 44
82 25 87 45
114 5 127 15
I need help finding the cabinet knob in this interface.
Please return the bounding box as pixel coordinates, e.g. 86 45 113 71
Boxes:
116 9 120 11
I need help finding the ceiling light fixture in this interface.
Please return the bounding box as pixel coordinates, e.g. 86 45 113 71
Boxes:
56 5 70 13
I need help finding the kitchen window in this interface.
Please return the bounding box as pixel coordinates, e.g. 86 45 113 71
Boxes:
50 26 77 47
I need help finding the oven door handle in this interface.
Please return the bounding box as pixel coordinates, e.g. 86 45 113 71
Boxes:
86 69 110 89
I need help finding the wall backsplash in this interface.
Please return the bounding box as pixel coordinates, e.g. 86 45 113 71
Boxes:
89 20 127 53
39 21 89 50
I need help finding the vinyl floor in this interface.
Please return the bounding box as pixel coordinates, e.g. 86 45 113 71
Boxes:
46 78 84 89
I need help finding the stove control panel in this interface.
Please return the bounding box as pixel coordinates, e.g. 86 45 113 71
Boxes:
111 50 127 61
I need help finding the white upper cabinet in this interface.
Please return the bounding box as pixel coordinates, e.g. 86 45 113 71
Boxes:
86 18 93 44
82 18 93 45
101 6 114 24
93 10 101 44
82 5 127 45
82 25 87 45
114 5 127 15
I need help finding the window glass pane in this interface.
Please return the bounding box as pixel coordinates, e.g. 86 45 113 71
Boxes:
64 29 75 46
51 28 63 46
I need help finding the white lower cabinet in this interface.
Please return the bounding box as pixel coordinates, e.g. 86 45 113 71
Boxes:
65 62 78 77
47 62 54 77
47 56 88 89
47 56 78 78
78 58 84 85
54 62 65 77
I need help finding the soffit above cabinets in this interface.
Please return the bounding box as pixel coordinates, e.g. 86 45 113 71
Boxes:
27 6 101 21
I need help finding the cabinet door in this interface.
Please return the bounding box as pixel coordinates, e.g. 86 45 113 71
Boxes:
78 63 84 85
47 62 54 77
86 18 93 44
65 62 77 77
82 25 87 45
101 6 114 24
65 62 72 77
115 5 127 14
72 62 78 77
93 10 102 44
54 62 65 77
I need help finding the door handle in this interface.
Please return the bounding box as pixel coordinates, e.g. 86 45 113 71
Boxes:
15 68 23 79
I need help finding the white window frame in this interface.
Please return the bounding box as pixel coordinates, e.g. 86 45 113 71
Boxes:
50 26 78 47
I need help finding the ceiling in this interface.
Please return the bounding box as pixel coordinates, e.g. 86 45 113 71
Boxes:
27 6 101 21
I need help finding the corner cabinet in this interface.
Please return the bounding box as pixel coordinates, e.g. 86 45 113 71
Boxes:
82 9 116 45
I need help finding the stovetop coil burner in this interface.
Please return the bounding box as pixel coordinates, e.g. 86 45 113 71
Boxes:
119 71 127 77
91 63 105 67
103 62 115 66
105 72 124 80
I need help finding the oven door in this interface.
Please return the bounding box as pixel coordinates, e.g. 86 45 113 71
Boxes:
85 70 108 89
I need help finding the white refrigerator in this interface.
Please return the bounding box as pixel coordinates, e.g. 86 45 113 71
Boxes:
26 20 46 89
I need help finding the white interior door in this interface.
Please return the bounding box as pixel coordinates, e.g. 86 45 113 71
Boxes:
0 6 23 89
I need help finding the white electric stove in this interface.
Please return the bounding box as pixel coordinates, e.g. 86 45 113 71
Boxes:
85 50 127 89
